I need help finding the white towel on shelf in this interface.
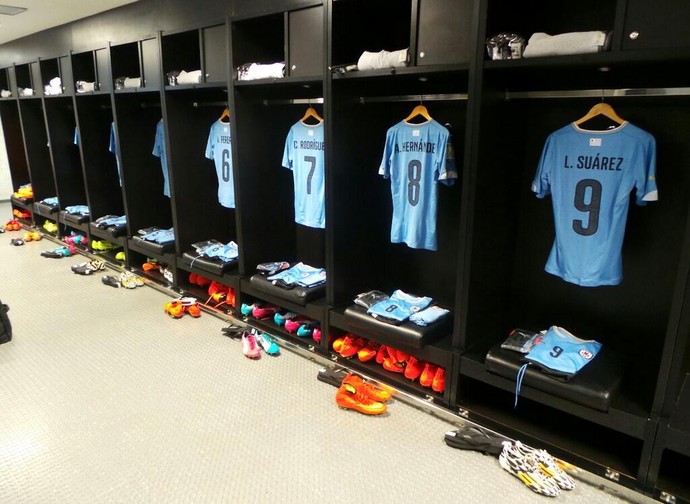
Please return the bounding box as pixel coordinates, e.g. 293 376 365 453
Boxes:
76 81 96 93
357 48 409 70
523 31 608 58
176 69 203 85
123 77 142 88
1 90 11 98
238 62 285 81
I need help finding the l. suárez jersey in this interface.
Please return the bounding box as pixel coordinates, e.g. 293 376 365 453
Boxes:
205 119 235 209
532 121 657 287
379 119 457 251
282 121 325 229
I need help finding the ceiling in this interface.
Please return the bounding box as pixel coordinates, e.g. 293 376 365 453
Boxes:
0 1 139 45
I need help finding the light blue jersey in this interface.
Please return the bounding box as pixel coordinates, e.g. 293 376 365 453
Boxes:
525 326 601 378
152 119 171 198
532 122 657 287
109 122 123 187
367 290 433 323
205 120 235 208
282 121 325 229
379 119 457 251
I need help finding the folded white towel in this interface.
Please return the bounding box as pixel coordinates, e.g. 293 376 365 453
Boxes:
176 69 203 85
1 90 11 98
76 81 96 93
123 77 141 88
357 48 409 70
238 62 285 81
49 77 62 88
523 31 608 58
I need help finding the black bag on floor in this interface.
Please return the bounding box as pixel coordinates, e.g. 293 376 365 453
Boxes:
0 301 12 344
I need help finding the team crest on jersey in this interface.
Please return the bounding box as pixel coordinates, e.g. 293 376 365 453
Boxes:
579 349 594 359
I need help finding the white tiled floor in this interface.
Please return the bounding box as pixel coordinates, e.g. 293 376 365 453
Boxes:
0 207 651 503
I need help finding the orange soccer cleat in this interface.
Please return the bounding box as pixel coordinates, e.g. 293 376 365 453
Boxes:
336 382 387 415
432 367 446 393
164 300 185 318
375 344 388 364
332 336 345 353
404 356 424 381
419 363 439 388
338 335 365 358
357 341 380 362
341 373 392 403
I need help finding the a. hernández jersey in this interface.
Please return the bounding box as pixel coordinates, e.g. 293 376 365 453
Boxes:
532 122 657 287
205 119 235 208
109 122 123 187
152 119 171 198
379 119 457 251
282 120 325 229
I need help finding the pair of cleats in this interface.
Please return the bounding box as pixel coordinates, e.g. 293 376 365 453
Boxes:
241 330 280 358
160 267 174 283
333 335 379 362
240 303 280 320
119 271 144 288
13 209 31 219
10 238 24 246
64 234 87 246
142 259 160 271
41 245 77 258
403 357 446 393
115 251 126 262
336 373 392 415
274 312 322 343
189 272 211 287
24 231 41 242
71 260 106 275
4 219 21 231
42 220 58 233
92 239 116 251
498 441 576 497
164 297 201 318
207 280 234 306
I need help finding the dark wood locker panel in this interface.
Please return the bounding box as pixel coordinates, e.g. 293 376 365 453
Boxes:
622 0 690 51
30 62 43 97
161 29 201 86
44 97 87 208
288 5 323 77
74 94 124 220
0 67 10 95
331 0 412 68
59 56 74 96
202 24 228 84
110 42 141 90
71 51 97 92
232 13 284 77
141 37 161 90
17 100 56 202
95 48 112 93
416 0 474 66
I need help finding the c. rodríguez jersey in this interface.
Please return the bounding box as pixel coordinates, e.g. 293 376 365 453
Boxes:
282 121 325 229
532 121 657 287
152 119 171 198
379 119 457 251
205 119 235 208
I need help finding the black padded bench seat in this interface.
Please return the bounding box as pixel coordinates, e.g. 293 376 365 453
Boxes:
181 251 237 275
249 273 325 306
343 304 452 350
10 195 33 206
90 222 126 238
60 210 90 225
34 201 59 214
485 345 623 412
131 235 175 254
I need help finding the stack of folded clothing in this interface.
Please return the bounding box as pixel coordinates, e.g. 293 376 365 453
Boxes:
360 289 451 326
266 262 326 289
76 81 96 93
189 239 239 264
138 226 175 245
18 88 35 97
114 76 142 90
65 205 90 216
356 48 409 70
167 70 203 85
44 77 63 95
523 31 610 58
236 62 285 81
94 214 127 234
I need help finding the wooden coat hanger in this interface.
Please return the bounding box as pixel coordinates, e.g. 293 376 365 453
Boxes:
219 107 230 122
404 103 432 122
300 106 323 124
574 102 625 126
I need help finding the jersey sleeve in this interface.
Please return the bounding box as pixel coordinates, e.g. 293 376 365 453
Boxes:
73 127 80 146
282 127 293 170
437 130 457 187
152 121 163 158
532 134 555 198
205 125 215 160
109 123 116 154
635 133 658 205
378 128 395 178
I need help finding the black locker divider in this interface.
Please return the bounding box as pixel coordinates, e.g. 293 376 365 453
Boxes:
0 100 30 190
